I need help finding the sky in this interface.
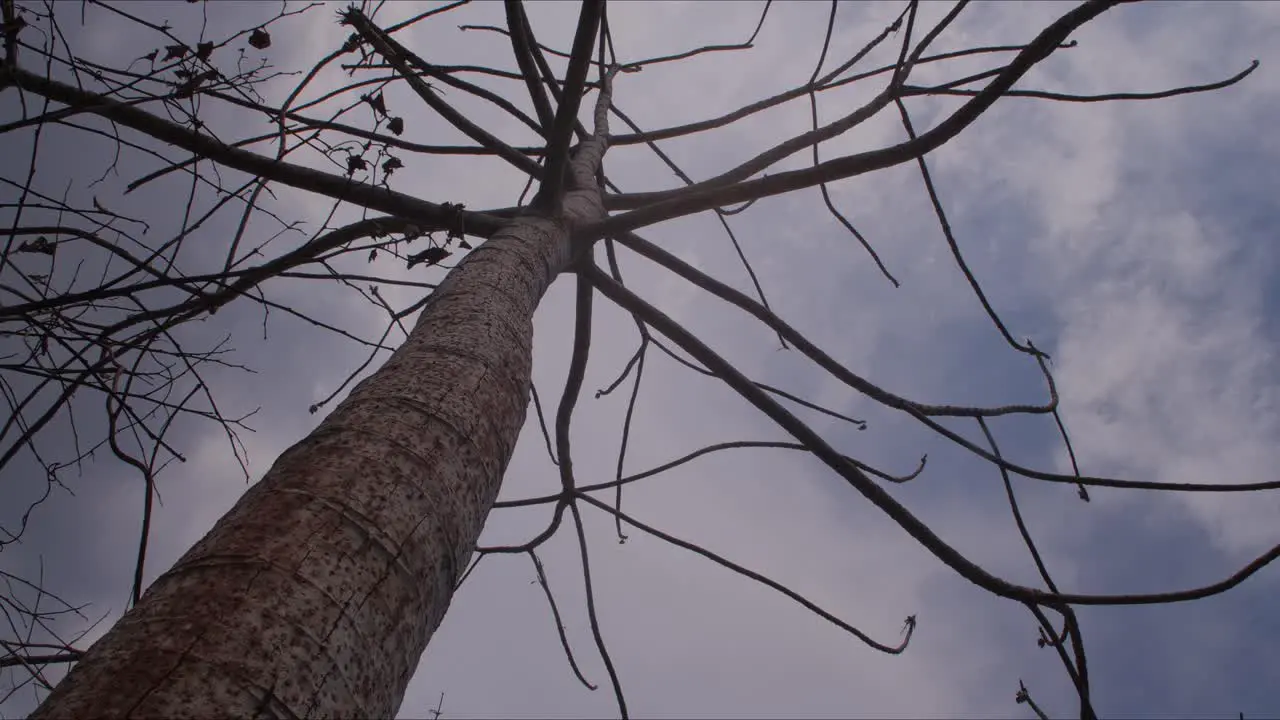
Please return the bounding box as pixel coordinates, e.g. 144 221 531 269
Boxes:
2 0 1279 718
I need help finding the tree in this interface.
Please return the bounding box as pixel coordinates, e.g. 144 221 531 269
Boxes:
1 0 1274 717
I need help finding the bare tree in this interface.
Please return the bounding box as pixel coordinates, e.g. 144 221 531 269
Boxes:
0 0 1271 718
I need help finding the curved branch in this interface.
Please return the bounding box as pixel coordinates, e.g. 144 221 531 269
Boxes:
535 0 601 210
528 550 597 691
504 0 555 135
901 59 1258 102
340 8 544 178
591 0 1122 230
8 66 509 236
567 500 627 718
611 227 1280 494
577 492 914 655
583 265 1280 610
494 440 926 510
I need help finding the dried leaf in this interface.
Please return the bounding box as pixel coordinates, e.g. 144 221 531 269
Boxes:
387 116 404 136
346 155 367 175
163 44 189 61
368 249 378 262
195 41 214 61
382 157 403 175
363 92 387 117
407 246 451 269
18 236 55 256
248 28 271 50
140 49 159 63
175 73 210 98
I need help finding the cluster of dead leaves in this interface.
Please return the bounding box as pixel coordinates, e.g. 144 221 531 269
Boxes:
131 25 270 100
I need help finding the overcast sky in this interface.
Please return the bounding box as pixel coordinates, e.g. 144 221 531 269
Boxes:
3 0 1279 718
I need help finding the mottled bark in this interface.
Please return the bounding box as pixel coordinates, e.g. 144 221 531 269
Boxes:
32 216 577 719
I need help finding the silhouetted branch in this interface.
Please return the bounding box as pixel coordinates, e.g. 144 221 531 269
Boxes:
494 441 926 510
567 499 627 718
533 0 600 210
528 550 597 691
341 8 543 178
593 0 1121 224
8 67 509 236
577 493 915 655
584 265 1280 610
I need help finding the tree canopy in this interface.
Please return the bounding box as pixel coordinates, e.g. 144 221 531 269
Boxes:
2 1 1278 717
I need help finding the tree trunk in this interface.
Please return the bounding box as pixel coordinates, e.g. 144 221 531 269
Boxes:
33 215 575 718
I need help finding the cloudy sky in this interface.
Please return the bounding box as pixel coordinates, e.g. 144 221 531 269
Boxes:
2 0 1279 718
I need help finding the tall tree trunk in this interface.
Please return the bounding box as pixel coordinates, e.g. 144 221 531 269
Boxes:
33 216 575 719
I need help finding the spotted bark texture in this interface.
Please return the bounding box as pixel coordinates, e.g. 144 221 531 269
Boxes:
32 216 575 719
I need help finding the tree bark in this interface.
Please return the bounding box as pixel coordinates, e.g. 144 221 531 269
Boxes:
32 215 575 719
